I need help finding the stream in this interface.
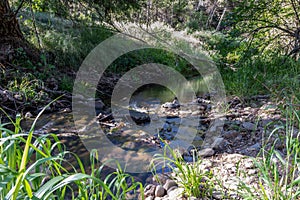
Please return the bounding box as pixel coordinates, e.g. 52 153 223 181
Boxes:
22 77 212 182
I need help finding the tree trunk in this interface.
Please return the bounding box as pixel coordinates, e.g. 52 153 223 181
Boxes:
0 0 39 63
0 0 24 41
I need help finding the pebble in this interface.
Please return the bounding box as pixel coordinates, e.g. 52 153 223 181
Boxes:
211 137 226 150
163 179 178 191
222 130 239 139
167 188 184 199
155 185 166 197
167 186 178 194
247 143 261 151
242 122 256 131
152 174 169 185
244 160 254 169
198 148 215 157
25 112 33 118
212 191 223 199
144 184 156 197
248 169 257 175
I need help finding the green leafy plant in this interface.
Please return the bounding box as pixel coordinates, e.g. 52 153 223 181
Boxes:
0 102 143 199
152 143 214 198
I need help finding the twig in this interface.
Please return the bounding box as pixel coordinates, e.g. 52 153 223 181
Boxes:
29 0 43 51
14 0 25 16
216 8 226 31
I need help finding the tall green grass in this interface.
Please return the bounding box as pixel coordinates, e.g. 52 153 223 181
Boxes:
0 106 143 200
238 105 300 200
151 144 215 198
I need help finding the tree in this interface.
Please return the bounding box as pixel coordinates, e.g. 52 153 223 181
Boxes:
228 0 300 59
0 0 38 63
0 0 24 40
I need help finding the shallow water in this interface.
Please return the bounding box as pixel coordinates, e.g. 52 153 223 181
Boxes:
23 76 208 181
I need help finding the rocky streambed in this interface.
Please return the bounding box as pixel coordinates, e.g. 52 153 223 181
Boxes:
22 93 298 199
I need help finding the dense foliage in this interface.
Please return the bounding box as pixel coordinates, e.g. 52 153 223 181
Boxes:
0 1 299 199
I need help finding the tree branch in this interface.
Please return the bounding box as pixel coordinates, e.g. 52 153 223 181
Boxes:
14 0 25 16
251 25 294 36
290 0 300 24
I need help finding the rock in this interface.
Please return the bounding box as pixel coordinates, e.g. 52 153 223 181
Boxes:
121 141 139 150
167 188 184 199
162 98 180 109
24 112 33 118
191 110 203 116
144 184 156 197
155 185 166 197
242 122 256 131
152 174 169 185
167 186 178 194
212 191 223 200
222 130 239 139
247 143 261 151
163 179 178 191
95 99 105 110
162 102 180 109
198 148 215 157
14 94 23 101
183 155 193 162
211 137 227 150
145 196 154 200
129 110 150 125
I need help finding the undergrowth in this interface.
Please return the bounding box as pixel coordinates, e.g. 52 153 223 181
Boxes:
238 105 300 200
0 103 143 200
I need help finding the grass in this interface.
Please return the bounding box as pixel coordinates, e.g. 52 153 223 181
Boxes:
0 103 143 200
148 105 300 200
219 55 300 99
3 10 300 199
0 95 299 200
237 105 300 200
151 144 215 198
15 10 300 101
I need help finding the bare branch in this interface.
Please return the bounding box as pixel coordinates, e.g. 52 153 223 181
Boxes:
289 0 300 24
251 25 294 36
14 0 25 16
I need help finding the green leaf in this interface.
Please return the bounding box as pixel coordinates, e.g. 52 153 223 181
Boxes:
34 176 65 198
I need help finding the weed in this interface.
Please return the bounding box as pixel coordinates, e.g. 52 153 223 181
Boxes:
0 103 143 199
238 105 300 200
152 143 214 198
